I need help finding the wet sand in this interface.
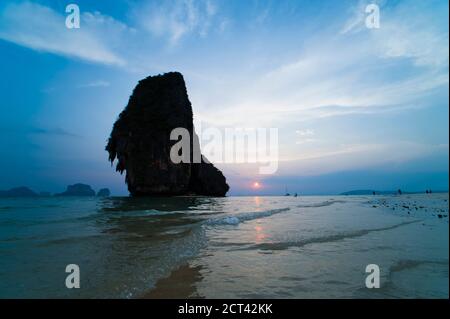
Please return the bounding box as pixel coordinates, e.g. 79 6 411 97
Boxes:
142 263 203 299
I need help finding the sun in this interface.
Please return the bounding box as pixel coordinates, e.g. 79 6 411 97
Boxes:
252 182 261 189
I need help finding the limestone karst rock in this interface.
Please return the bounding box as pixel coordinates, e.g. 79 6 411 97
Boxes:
56 183 95 196
97 188 111 197
0 187 38 197
106 72 229 197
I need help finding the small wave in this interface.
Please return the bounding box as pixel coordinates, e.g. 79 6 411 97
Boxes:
0 219 44 227
76 209 165 222
205 208 290 226
36 234 106 247
0 204 63 211
240 219 421 251
389 259 449 274
297 200 347 208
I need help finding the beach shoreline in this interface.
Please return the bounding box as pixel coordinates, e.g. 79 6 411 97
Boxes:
0 193 447 298
140 193 449 299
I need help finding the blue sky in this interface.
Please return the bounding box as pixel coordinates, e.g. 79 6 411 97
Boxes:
0 0 448 195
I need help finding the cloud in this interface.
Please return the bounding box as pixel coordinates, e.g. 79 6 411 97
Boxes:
0 126 80 138
192 0 448 129
30 127 80 138
340 0 384 34
134 0 218 45
77 80 110 89
296 129 314 136
279 142 449 176
0 2 127 65
295 129 315 144
220 141 449 179
341 0 449 68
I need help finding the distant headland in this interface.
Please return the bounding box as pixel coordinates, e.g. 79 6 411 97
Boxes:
340 189 447 195
0 184 111 197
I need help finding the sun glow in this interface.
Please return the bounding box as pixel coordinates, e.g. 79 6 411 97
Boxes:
252 182 261 189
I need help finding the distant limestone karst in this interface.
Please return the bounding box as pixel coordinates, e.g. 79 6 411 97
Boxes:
97 188 111 197
0 184 112 197
56 183 95 196
106 72 229 197
0 186 38 197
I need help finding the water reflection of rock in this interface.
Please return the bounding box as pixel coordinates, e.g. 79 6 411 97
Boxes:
95 196 225 240
77 197 216 298
99 196 205 212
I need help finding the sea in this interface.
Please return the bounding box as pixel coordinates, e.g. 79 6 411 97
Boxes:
0 194 448 298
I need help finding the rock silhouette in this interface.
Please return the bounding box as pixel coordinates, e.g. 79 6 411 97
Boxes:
106 72 229 196
56 183 95 196
0 186 38 197
97 188 111 197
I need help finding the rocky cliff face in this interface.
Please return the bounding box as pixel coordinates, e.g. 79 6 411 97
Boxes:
106 72 229 197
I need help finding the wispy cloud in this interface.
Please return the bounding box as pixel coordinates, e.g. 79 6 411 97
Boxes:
134 0 218 45
0 1 127 65
193 0 448 128
30 127 80 138
279 142 449 176
340 0 384 34
296 129 314 136
295 129 315 144
0 126 80 138
222 141 449 179
341 0 448 67
77 80 110 89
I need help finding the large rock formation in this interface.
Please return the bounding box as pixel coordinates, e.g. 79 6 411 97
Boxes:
106 72 229 197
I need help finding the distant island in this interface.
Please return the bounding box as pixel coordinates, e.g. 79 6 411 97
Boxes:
340 189 446 195
0 186 38 197
0 184 111 197
97 188 111 197
55 183 96 196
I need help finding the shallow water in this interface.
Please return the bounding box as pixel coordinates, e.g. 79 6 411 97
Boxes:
0 194 448 298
